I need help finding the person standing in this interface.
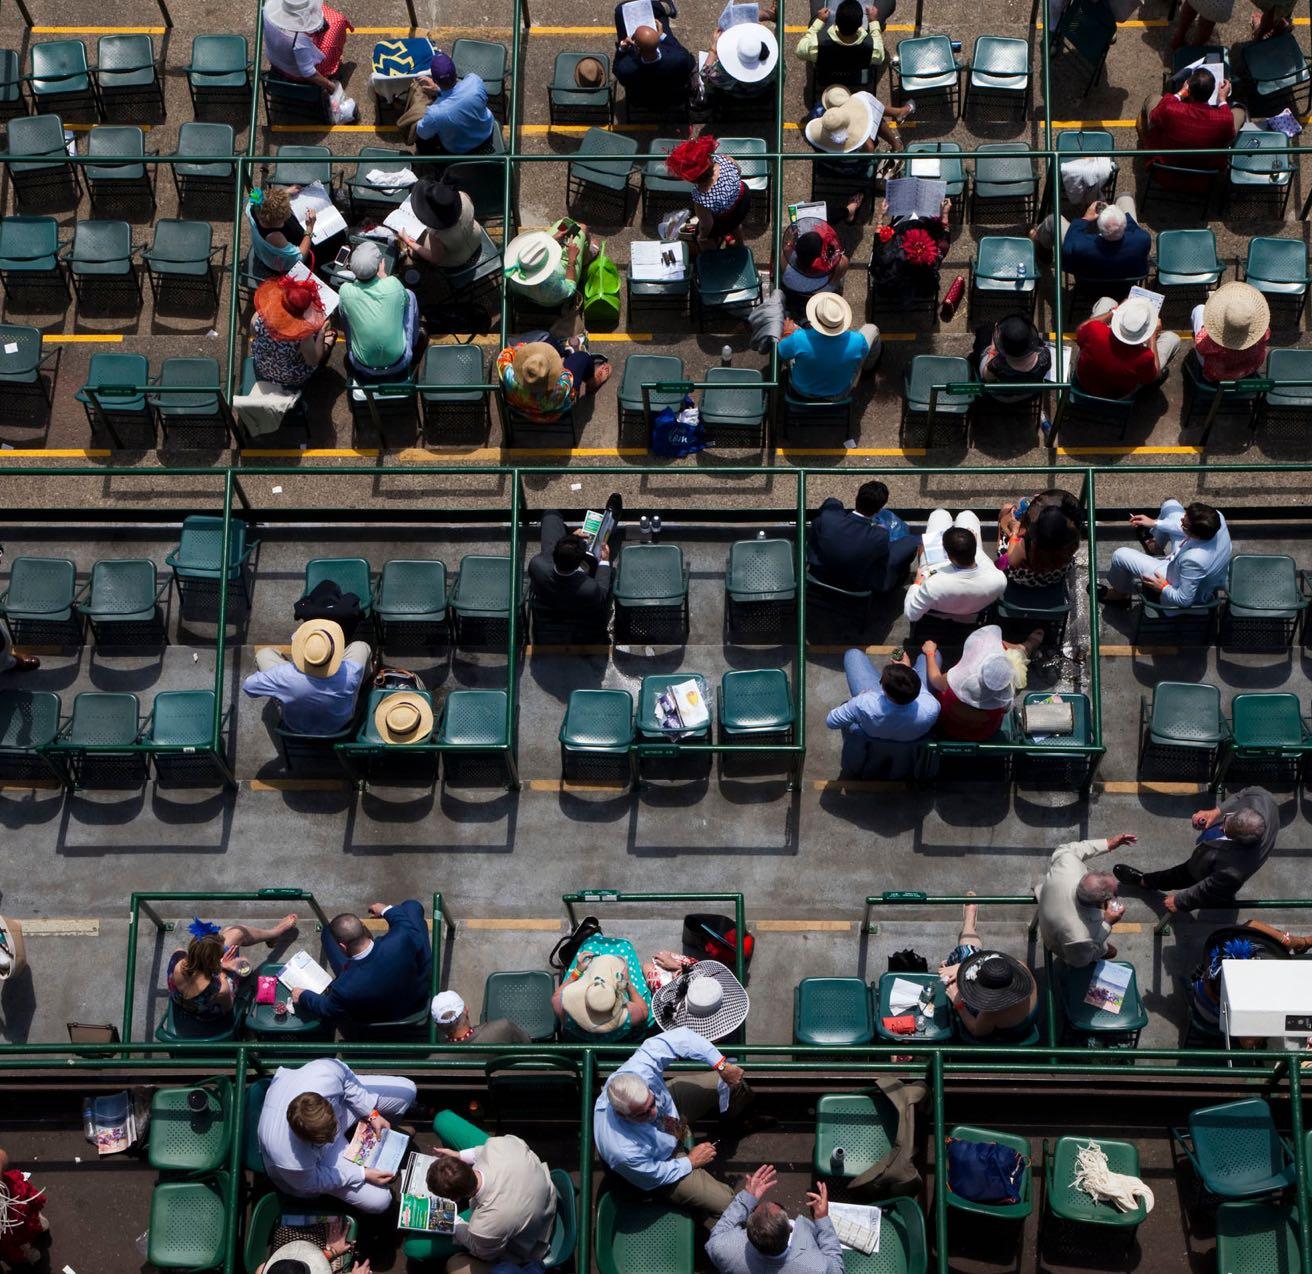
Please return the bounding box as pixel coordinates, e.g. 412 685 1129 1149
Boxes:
1114 788 1279 913
1036 833 1137 966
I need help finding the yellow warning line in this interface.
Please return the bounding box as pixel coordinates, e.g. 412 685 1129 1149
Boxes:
1050 119 1137 128
776 447 928 457
464 917 563 930
756 919 853 932
271 123 402 133
32 24 165 32
1099 644 1178 656
518 122 803 133
21 917 100 935
0 780 60 791
809 643 896 655
249 777 349 792
1057 445 1204 456
528 778 628 793
1102 780 1206 795
45 334 124 343
0 448 111 457
65 122 153 132
243 447 376 458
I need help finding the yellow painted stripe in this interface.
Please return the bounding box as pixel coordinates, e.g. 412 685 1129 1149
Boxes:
1116 922 1144 933
271 123 402 133
756 919 852 932
65 122 152 132
32 24 165 32
242 448 377 457
0 448 110 457
464 917 563 930
527 778 628 793
1057 445 1203 456
21 917 100 935
45 334 124 343
519 122 803 134
1050 119 1137 128
775 447 928 457
249 777 349 792
1102 780 1206 795
0 780 60 791
1099 644 1178 656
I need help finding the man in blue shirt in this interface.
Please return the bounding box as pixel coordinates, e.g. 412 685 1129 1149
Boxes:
827 648 940 775
1033 195 1151 298
594 1027 753 1218
414 51 496 154
242 618 371 735
778 293 881 399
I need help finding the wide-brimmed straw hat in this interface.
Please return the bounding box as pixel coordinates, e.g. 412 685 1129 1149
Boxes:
1201 281 1270 352
504 230 563 288
945 625 1023 711
716 22 779 83
290 619 346 679
510 341 565 390
652 960 750 1041
560 953 631 1033
1109 297 1155 348
956 950 1035 1013
374 690 434 744
263 0 325 34
804 99 872 153
266 1241 333 1274
805 292 853 337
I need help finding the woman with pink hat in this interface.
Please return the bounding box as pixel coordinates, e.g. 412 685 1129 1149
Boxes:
262 0 357 122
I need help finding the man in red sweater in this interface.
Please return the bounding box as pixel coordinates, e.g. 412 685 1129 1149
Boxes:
1138 67 1243 191
1073 296 1181 401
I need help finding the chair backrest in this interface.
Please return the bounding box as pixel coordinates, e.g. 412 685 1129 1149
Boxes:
1056 0 1116 61
263 73 328 123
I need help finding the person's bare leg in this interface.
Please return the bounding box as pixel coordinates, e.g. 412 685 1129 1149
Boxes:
1003 628 1045 659
221 915 299 948
844 190 866 222
958 891 981 949
876 119 905 152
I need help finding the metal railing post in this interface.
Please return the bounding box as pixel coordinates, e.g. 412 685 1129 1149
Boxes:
932 1051 947 1273
222 1047 248 1274
577 1049 596 1274
1290 1060 1311 1269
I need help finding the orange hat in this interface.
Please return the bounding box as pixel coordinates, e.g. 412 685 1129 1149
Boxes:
254 275 325 342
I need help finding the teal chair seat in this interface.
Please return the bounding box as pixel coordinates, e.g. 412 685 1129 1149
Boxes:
146 690 216 747
174 121 237 181
968 34 1029 93
483 969 558 1042
794 977 873 1045
355 687 435 745
1146 682 1224 746
720 668 792 736
896 34 959 92
841 1196 928 1274
1174 1098 1296 1199
1046 1136 1147 1229
874 972 952 1041
96 33 158 90
695 245 760 306
186 33 249 91
644 137 694 199
1225 554 1303 619
58 691 140 745
153 357 224 422
974 236 1036 295
1230 130 1291 188
595 1193 693 1274
549 52 612 118
813 1091 896 1177
1265 348 1312 409
451 554 511 619
1215 1201 1302 1274
726 538 795 604
614 543 686 606
438 689 510 747
946 1125 1033 1219
66 219 134 277
1055 959 1149 1038
148 1079 232 1173
545 1167 578 1268
146 1174 229 1271
904 356 973 413
1230 692 1309 748
637 674 708 737
560 689 633 752
569 126 638 193
377 558 447 623
166 515 254 583
29 38 91 97
904 142 966 200
2 556 76 621
145 220 213 279
81 558 159 623
420 343 487 404
1245 31 1310 100
0 216 60 274
0 690 61 753
721 136 769 192
270 143 332 189
77 352 149 421
304 557 373 616
1155 228 1223 288
618 353 685 418
701 366 766 434
242 1077 270 1172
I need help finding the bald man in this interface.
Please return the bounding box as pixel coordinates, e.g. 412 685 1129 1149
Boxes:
614 4 696 112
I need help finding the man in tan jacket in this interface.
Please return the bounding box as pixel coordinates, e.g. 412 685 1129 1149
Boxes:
428 1135 557 1273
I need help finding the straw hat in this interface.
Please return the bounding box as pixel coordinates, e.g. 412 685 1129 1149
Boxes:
804 99 871 153
374 690 434 744
805 292 853 337
1201 281 1270 352
956 950 1035 1014
945 625 1023 711
504 230 563 288
652 960 750 1041
716 22 779 83
510 341 565 390
290 619 346 679
820 84 852 110
265 1241 333 1274
560 953 631 1033
263 0 325 34
1109 297 1155 348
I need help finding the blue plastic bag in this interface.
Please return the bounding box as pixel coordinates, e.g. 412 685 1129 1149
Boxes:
875 508 910 542
946 1138 1027 1204
650 397 704 458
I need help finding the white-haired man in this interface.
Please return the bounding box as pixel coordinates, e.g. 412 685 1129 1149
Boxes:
594 1027 753 1218
1031 196 1151 296
1036 832 1137 967
1115 787 1279 913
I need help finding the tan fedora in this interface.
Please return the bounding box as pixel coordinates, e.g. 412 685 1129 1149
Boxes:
290 618 345 678
374 690 434 744
1202 281 1270 352
574 56 606 88
560 953 631 1033
805 291 853 337
510 340 565 390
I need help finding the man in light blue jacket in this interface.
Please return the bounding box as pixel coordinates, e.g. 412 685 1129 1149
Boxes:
594 1027 753 1218
1100 498 1231 610
707 1166 844 1274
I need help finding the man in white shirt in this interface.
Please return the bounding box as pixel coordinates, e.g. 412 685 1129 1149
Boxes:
257 1058 417 1212
903 508 1006 624
1036 832 1136 966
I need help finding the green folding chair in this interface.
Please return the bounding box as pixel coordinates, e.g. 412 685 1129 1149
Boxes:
566 126 638 221
963 34 1029 121
144 690 229 787
303 557 374 623
945 1126 1033 1220
1215 1201 1302 1274
548 52 612 125
559 689 634 788
1219 554 1307 650
694 245 761 331
1051 0 1116 96
594 1193 693 1274
874 972 952 1042
63 217 140 312
813 1090 897 1177
0 216 67 302
1138 681 1227 782
1171 1099 1296 1201
482 970 558 1042
1245 31 1311 111
890 34 961 115
243 1193 356 1274
1153 228 1223 311
617 353 684 438
969 143 1038 221
1217 692 1312 795
345 145 417 219
269 143 332 190
95 33 164 119
900 355 973 449
170 122 237 211
636 672 711 781
641 137 694 223
143 221 218 315
453 38 507 119
1041 1136 1145 1255
6 113 81 209
165 515 258 610
1241 237 1308 327
842 1196 929 1274
794 978 873 1046
1056 129 1117 202
701 366 766 447
78 558 165 645
450 553 514 649
376 558 449 649
545 1167 578 1268
151 355 231 448
1053 960 1148 1047
725 538 795 643
0 689 62 782
47 690 146 789
1260 348 1312 438
904 142 967 213
1 555 79 646
720 668 793 744
84 125 154 215
970 235 1036 318
438 688 513 787
184 34 250 114
338 686 439 791
1226 130 1292 216
148 1078 232 1173
613 543 689 643
419 344 490 443
0 48 24 122
146 1173 231 1271
26 39 96 118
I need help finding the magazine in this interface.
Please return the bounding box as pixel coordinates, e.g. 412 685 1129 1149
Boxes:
1084 960 1132 1015
654 679 710 732
398 1151 459 1233
341 1121 410 1176
92 1091 137 1156
277 949 333 995
384 198 428 242
1177 55 1224 105
289 182 348 245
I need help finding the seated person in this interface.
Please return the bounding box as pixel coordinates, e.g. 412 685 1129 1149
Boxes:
1073 295 1180 400
262 0 356 122
528 500 620 625
826 647 940 773
903 512 1007 624
868 194 950 301
807 480 920 594
1190 282 1270 384
404 50 496 155
257 1059 416 1213
552 941 651 1041
167 914 298 1024
335 242 423 382
1099 498 1230 609
1189 918 1309 1033
708 1166 842 1274
496 335 611 424
256 1221 367 1274
919 625 1042 742
781 220 849 312
290 901 430 1027
996 500 1079 588
250 276 337 390
795 0 886 83
242 618 371 735
247 186 313 276
974 314 1051 404
431 990 530 1044
939 897 1039 1038
615 9 696 113
398 176 485 271
665 136 752 246
704 18 779 96
1138 68 1242 192
778 294 881 400
428 1135 557 1270
504 223 594 312
1032 197 1151 296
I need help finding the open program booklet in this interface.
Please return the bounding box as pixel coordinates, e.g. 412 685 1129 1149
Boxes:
398 1150 459 1233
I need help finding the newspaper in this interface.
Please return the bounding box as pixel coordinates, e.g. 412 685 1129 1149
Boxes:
1178 55 1224 105
1084 960 1131 1014
341 1121 410 1176
909 156 941 178
398 1151 459 1233
718 0 758 28
277 948 333 995
290 181 346 244
885 176 947 220
621 0 657 35
1127 285 1165 315
631 240 686 281
829 1203 882 1255
93 1091 137 1156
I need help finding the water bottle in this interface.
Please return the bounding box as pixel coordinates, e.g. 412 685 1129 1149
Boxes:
639 515 652 543
1016 261 1027 288
720 345 733 366
1040 416 1054 443
756 529 767 540
831 1147 846 1172
651 515 662 540
82 1098 96 1142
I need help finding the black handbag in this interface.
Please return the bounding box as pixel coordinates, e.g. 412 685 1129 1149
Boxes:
888 948 928 974
549 916 602 971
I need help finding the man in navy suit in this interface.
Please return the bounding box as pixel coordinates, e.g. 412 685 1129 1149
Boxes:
291 900 431 1028
807 481 921 595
